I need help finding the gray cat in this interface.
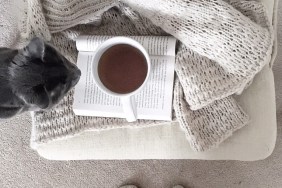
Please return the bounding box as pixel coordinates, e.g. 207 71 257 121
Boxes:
0 37 81 118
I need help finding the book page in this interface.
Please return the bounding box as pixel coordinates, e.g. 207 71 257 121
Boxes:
73 52 174 121
76 35 176 56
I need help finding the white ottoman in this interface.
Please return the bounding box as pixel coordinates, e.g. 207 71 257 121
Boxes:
33 0 278 161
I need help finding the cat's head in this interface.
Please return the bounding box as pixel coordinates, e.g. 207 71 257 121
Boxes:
9 37 81 110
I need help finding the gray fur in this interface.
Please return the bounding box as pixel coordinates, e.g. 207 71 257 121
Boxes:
0 37 81 118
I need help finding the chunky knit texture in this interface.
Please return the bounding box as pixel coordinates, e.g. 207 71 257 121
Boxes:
3 0 273 151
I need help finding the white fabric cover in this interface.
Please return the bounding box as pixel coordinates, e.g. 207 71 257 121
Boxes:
34 0 277 161
36 64 276 161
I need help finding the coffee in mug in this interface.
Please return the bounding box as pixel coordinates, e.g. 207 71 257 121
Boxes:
98 44 148 94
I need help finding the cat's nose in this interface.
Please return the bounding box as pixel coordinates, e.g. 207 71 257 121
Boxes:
77 69 81 77
72 69 81 86
74 68 81 78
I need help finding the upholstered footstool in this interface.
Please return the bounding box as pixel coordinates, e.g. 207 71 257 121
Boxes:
32 0 278 161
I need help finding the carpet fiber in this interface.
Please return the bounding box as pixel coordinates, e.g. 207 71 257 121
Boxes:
0 2 282 188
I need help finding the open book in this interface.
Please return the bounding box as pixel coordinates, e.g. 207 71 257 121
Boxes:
73 36 176 121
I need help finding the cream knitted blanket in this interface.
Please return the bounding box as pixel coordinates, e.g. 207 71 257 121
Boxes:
4 0 273 151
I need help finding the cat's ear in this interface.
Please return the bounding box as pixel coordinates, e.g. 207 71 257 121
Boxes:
24 37 45 60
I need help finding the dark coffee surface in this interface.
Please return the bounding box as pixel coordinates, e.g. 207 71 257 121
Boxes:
98 44 147 94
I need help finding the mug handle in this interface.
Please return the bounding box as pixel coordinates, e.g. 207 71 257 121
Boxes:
121 96 137 122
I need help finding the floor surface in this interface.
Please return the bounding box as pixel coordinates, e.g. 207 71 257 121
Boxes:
0 1 281 188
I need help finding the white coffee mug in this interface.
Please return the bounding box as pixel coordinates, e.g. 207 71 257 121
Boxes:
92 37 151 122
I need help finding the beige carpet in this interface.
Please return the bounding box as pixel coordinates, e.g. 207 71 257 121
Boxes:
0 3 282 188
